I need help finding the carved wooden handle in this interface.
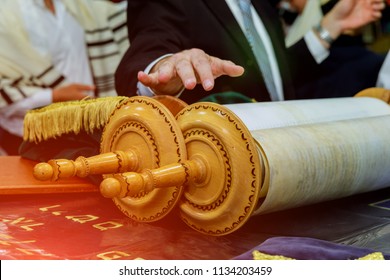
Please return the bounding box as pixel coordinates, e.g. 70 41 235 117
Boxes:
33 150 139 181
100 157 208 198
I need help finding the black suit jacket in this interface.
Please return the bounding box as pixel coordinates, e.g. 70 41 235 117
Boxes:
116 0 319 104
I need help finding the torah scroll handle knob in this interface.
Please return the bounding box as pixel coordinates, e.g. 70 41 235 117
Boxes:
33 150 139 181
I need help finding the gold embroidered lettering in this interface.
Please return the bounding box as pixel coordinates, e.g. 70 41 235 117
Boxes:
97 251 130 260
2 217 44 231
65 215 99 224
20 224 45 231
39 205 61 212
0 239 36 246
15 248 54 257
0 233 12 240
0 234 36 246
39 205 66 216
93 221 123 231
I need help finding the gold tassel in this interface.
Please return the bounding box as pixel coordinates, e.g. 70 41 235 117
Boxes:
23 96 129 143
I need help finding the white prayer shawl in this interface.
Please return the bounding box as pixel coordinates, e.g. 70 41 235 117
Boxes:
0 0 128 108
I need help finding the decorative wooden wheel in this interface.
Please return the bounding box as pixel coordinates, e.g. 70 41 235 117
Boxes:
99 102 263 235
175 103 263 235
99 97 187 222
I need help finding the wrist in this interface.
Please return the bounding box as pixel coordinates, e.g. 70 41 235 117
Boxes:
313 23 335 46
321 13 342 40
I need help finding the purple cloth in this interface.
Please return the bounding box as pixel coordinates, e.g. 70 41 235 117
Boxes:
234 237 390 260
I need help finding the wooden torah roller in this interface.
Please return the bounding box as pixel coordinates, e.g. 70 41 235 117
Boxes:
33 96 187 222
100 93 390 235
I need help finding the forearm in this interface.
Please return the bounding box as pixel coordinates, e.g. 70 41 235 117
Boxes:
115 39 185 97
116 0 189 96
316 13 343 48
314 0 385 48
115 47 168 97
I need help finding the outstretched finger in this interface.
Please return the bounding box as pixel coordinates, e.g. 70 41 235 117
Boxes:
174 58 198 90
155 59 178 84
210 57 245 78
190 53 215 91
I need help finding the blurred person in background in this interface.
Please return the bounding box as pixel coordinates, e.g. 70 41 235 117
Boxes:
0 0 128 155
275 0 389 97
116 0 385 105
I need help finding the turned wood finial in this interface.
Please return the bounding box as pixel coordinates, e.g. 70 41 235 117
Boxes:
100 177 122 198
33 150 139 181
33 162 54 181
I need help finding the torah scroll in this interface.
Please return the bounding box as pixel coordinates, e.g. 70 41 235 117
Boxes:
101 95 390 235
28 90 390 236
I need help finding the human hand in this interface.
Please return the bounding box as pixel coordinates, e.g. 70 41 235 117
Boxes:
137 48 245 96
52 84 95 102
322 0 385 39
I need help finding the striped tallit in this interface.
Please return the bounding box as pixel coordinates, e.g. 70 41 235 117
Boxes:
0 0 128 108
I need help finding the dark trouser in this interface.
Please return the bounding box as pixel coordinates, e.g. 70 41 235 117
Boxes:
0 126 23 155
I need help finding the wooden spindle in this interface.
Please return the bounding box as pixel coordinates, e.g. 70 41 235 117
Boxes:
33 149 139 181
100 156 208 198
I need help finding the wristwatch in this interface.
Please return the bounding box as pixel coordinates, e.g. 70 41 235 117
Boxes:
314 23 334 45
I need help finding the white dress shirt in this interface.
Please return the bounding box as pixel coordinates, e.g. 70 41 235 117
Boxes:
0 0 93 137
377 51 390 88
137 0 330 100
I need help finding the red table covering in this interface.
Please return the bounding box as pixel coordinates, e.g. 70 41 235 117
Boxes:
1 156 390 260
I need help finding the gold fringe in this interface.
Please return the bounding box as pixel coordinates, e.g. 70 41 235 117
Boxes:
357 252 385 260
252 250 295 260
23 96 129 143
252 250 385 260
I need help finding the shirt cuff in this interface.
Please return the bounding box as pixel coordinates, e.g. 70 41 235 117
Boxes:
304 29 330 64
376 51 390 88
